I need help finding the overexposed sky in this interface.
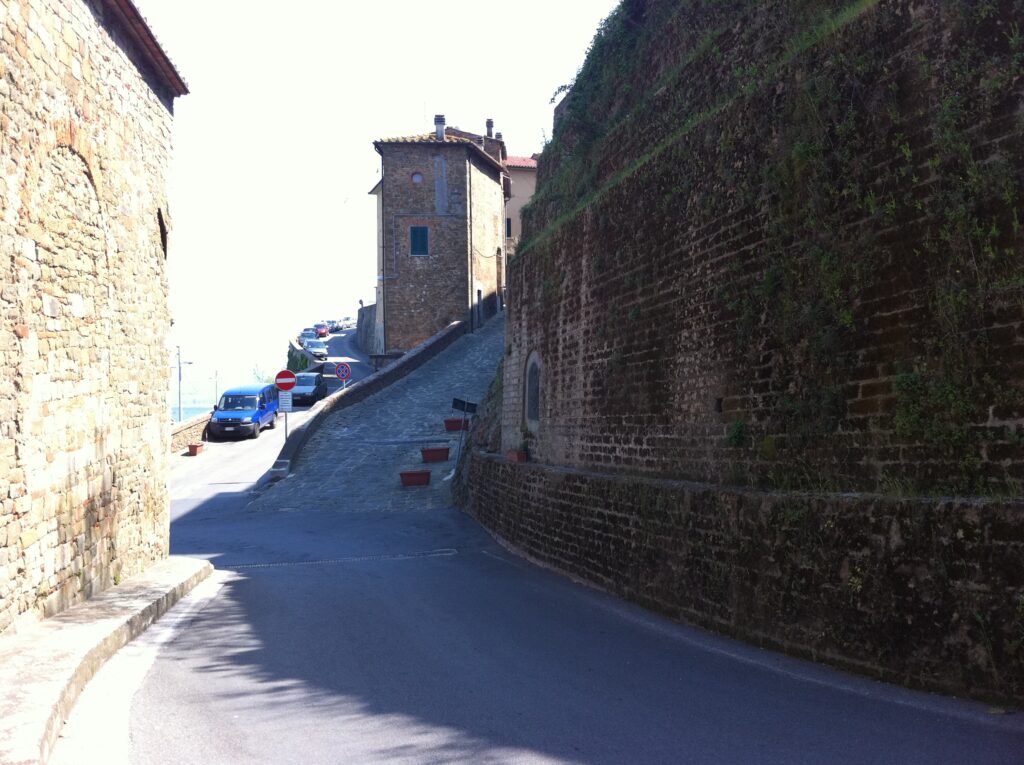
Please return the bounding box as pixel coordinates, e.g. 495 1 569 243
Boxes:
140 0 620 409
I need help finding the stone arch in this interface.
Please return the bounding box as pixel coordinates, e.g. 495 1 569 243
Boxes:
524 350 542 435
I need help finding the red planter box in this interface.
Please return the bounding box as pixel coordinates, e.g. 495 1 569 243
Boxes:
444 418 470 432
421 446 450 463
506 449 529 463
400 469 431 487
187 443 204 456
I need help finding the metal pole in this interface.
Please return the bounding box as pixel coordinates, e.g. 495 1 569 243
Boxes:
177 345 182 423
285 411 288 440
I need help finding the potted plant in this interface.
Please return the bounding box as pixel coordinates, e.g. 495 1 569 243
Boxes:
444 417 470 432
506 440 529 463
399 469 431 486
420 445 450 463
187 443 204 456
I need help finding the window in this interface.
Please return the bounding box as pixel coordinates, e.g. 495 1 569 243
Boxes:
157 209 168 258
410 226 429 256
411 172 423 184
505 217 512 238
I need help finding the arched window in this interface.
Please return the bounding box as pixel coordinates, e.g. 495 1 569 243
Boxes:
524 351 542 434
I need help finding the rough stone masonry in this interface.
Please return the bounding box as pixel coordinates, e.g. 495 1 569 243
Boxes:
0 0 186 632
462 0 1024 703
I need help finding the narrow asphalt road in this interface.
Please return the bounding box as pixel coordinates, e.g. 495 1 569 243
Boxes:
54 316 1024 764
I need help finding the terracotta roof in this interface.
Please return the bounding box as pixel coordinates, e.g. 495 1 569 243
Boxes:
374 133 507 176
375 133 480 146
104 0 188 97
506 156 538 169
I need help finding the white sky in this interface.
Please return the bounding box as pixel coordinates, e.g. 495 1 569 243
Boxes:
138 0 620 410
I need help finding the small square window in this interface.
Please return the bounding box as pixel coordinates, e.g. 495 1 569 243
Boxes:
410 226 429 256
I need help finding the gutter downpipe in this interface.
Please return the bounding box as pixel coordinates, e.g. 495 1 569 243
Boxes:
467 149 475 332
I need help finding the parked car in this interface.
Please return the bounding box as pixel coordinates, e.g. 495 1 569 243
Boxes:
339 316 356 330
315 322 329 337
292 372 326 404
306 339 328 359
327 319 341 332
207 384 279 440
299 329 317 347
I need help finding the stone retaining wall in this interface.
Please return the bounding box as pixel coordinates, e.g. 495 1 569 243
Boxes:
170 414 211 454
462 453 1024 704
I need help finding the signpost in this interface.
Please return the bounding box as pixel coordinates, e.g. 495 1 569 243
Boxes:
275 370 297 438
335 362 352 389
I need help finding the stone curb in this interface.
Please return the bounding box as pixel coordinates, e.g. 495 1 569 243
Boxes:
269 321 468 478
0 556 213 765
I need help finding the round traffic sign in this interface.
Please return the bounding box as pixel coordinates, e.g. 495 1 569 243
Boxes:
335 362 352 381
275 370 297 391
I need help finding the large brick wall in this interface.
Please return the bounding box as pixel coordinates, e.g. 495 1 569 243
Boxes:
462 455 1024 703
0 0 180 631
505 0 1024 494
462 0 1024 701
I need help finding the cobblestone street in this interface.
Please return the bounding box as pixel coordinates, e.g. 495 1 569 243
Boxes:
250 317 505 515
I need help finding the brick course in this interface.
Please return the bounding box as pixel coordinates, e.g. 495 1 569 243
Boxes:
0 0 180 631
462 455 1024 703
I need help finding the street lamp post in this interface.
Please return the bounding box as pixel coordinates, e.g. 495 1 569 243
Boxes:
175 345 193 422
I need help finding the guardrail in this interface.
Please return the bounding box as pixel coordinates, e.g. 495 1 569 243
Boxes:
268 320 468 478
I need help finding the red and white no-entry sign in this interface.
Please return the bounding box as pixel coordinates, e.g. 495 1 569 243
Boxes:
275 370 297 391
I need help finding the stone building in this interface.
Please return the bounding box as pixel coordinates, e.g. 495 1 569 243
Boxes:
370 115 509 355
504 155 537 258
0 0 187 632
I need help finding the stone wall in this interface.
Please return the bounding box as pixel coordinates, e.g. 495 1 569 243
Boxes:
468 158 504 328
462 454 1024 703
355 302 376 353
465 0 1024 702
506 0 1024 495
0 0 179 631
170 414 210 454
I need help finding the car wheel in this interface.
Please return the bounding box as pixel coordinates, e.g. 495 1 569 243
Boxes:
251 421 260 439
268 412 277 429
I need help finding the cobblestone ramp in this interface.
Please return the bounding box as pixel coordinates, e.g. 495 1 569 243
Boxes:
249 317 505 514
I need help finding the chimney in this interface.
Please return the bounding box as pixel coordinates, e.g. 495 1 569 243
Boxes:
486 118 494 138
495 132 503 142
434 114 445 141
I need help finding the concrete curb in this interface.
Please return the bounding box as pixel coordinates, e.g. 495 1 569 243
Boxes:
0 556 213 765
269 320 469 478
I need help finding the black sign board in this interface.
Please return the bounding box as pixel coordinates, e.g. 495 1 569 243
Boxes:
451 398 477 414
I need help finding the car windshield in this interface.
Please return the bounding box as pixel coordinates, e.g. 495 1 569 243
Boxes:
295 375 319 385
308 341 326 349
219 394 258 410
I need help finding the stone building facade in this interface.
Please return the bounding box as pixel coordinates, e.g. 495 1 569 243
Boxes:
371 115 509 354
0 0 186 632
504 155 537 258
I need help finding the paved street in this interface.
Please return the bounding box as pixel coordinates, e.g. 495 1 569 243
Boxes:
53 315 1024 764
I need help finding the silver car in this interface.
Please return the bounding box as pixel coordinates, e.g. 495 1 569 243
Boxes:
305 340 328 360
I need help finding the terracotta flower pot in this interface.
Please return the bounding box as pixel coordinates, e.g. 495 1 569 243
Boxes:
421 446 450 463
400 469 431 487
444 418 470 432
506 449 529 463
187 443 204 456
